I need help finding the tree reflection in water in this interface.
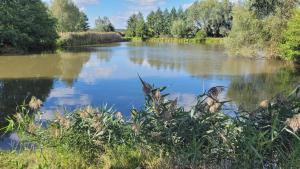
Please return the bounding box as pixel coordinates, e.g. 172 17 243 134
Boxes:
227 68 300 110
0 79 54 128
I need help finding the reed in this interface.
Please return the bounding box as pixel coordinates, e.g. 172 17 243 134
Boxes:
58 31 123 47
2 79 300 168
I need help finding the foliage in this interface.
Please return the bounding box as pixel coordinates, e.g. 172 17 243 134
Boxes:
187 0 233 37
95 16 115 32
3 77 300 168
57 32 122 46
279 9 300 61
226 0 299 59
125 14 139 37
50 0 89 32
225 5 264 57
0 0 58 52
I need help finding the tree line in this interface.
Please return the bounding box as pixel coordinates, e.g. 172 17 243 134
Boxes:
125 0 299 61
125 0 233 39
0 0 299 61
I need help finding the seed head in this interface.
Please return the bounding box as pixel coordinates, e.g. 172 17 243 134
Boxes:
29 96 43 110
286 114 300 132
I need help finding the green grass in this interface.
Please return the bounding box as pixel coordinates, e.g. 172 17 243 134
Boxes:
1 79 300 168
57 31 123 47
127 37 224 44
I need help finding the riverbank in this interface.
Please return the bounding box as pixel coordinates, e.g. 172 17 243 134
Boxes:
129 37 224 44
2 81 300 168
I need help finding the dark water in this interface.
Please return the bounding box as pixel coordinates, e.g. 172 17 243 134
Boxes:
0 42 299 123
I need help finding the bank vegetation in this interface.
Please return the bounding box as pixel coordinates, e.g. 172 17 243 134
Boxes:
2 78 300 168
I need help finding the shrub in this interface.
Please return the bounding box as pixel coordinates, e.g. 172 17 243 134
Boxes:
279 9 300 61
195 30 207 42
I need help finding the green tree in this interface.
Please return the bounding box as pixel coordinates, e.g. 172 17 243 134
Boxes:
248 0 298 19
146 11 156 37
0 0 58 52
78 12 89 31
171 19 197 38
135 13 148 38
153 8 164 37
170 7 178 21
279 9 300 61
226 0 298 59
95 16 115 32
162 9 171 35
50 0 87 32
126 14 138 37
187 0 233 37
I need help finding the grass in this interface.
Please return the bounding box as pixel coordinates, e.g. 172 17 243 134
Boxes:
128 37 223 45
57 31 123 47
1 78 300 168
0 148 94 169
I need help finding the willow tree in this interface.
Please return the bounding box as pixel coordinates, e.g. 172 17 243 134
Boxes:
50 0 89 32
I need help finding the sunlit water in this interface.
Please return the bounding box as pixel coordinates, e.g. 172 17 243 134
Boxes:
0 42 299 123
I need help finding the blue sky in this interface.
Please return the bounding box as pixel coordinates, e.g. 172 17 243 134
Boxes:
43 0 195 29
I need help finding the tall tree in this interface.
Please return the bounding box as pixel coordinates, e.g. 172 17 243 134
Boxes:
95 16 115 32
78 12 89 31
162 9 171 35
170 7 178 21
135 12 148 38
50 0 88 32
146 11 156 37
153 8 164 37
126 14 138 37
0 0 58 52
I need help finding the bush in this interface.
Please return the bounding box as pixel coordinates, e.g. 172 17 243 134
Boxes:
279 9 300 61
195 30 207 41
0 0 58 53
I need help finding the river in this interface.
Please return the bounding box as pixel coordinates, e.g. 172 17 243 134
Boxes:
0 42 299 122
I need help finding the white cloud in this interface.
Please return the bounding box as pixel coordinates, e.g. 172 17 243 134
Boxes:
42 0 100 7
182 2 193 10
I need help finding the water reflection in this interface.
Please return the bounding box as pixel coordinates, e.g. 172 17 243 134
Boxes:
0 79 53 128
0 42 298 123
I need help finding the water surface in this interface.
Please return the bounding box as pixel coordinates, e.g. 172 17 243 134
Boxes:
0 42 299 122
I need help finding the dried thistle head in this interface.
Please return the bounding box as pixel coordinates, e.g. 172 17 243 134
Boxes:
55 112 71 129
29 96 43 110
27 122 38 134
259 100 269 109
115 112 123 121
14 113 23 123
286 114 300 132
79 110 90 119
209 104 220 113
153 89 161 101
132 123 140 134
206 97 215 106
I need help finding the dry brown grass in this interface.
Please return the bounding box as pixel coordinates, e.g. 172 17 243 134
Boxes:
58 31 123 46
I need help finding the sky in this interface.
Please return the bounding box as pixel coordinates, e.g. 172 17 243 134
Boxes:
43 0 195 29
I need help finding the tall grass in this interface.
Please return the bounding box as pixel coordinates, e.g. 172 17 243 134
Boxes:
58 32 123 47
2 78 300 168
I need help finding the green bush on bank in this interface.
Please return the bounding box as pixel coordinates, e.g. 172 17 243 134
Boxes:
3 78 300 168
279 9 300 62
